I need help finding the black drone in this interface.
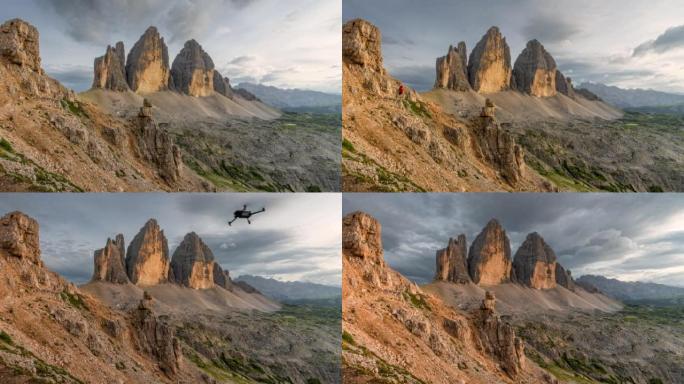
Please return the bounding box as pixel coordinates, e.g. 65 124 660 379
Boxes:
228 205 266 226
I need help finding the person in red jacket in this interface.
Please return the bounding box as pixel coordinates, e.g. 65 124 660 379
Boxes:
398 84 404 96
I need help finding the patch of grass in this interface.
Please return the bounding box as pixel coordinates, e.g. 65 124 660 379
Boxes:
648 185 664 192
305 185 321 192
306 379 322 384
402 99 431 119
60 99 88 118
403 291 430 311
342 138 356 153
0 330 13 345
60 291 88 311
0 137 13 153
342 331 355 346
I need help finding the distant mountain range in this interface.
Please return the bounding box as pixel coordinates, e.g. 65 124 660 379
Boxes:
578 82 684 109
236 83 341 113
235 275 341 303
576 275 684 302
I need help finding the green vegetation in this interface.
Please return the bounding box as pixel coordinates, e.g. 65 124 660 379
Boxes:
0 330 13 345
342 138 356 153
272 303 341 327
187 349 295 384
342 331 356 346
0 137 13 153
403 290 430 311
60 290 88 311
618 303 684 327
60 99 88 118
402 99 431 119
343 145 426 192
305 185 322 192
277 112 341 133
343 342 426 384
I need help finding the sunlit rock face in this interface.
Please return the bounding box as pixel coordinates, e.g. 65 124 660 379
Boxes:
126 219 171 286
468 219 512 285
513 232 557 289
468 27 512 93
126 27 172 93
513 40 557 97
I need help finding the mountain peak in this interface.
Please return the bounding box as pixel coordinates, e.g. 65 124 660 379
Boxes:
125 218 171 285
468 219 512 285
468 26 512 93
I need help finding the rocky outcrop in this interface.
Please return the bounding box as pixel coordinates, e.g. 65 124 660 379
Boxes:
170 232 216 289
92 234 129 284
473 99 525 184
512 40 557 97
212 263 231 289
476 291 525 377
512 232 557 289
575 88 601 101
134 99 182 183
234 87 259 101
555 263 576 291
171 39 215 97
131 292 182 376
468 27 512 93
126 27 172 93
125 219 171 286
0 19 41 72
235 280 259 293
342 211 384 266
435 234 470 283
342 19 384 74
556 71 576 98
434 42 470 91
92 42 128 91
213 73 233 98
468 219 512 285
0 211 41 263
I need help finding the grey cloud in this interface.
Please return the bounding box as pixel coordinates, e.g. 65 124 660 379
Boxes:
343 194 684 285
44 65 92 92
633 25 684 57
521 13 580 44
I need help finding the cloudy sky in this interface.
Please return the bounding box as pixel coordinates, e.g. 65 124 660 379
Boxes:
344 0 684 93
0 0 341 93
343 194 684 287
0 193 341 286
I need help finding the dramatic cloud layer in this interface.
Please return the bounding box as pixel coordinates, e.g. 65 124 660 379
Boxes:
343 0 684 93
0 0 340 92
0 194 341 286
343 194 684 287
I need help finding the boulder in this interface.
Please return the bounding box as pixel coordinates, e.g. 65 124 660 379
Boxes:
555 71 576 98
126 26 172 93
134 99 182 183
512 232 557 289
476 291 525 377
434 42 470 91
513 40 557 97
171 39 215 97
435 234 470 283
468 27 512 93
92 234 129 284
0 18 41 72
468 219 512 285
555 263 576 291
125 219 171 286
0 211 40 263
170 232 216 289
92 42 129 91
342 211 384 266
342 19 384 74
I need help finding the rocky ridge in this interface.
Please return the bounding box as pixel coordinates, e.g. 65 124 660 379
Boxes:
436 27 580 99
342 211 551 384
435 220 576 291
94 27 236 99
92 219 234 292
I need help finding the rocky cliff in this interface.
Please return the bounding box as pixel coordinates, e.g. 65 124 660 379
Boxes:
435 42 470 91
555 70 576 98
131 292 182 376
0 18 41 72
126 27 172 93
513 40 557 97
512 232 557 289
468 27 512 93
92 235 129 284
555 263 576 291
468 219 512 285
92 42 128 91
171 39 215 97
134 99 182 183
434 234 470 283
343 211 549 383
170 232 216 289
125 219 171 286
